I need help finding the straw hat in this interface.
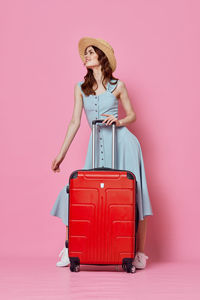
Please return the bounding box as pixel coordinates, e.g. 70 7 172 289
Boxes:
78 37 117 72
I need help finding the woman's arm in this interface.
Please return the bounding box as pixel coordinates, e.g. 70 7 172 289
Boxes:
117 80 136 126
58 83 83 159
102 80 136 127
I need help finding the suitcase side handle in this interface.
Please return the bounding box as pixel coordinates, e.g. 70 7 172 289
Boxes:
92 119 116 169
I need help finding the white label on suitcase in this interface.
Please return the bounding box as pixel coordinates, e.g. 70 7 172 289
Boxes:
100 183 104 188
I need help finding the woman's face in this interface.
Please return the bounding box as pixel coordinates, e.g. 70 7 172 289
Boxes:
84 46 100 69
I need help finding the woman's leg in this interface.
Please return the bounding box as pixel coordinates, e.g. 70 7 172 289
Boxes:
65 226 69 249
136 216 148 253
66 226 68 241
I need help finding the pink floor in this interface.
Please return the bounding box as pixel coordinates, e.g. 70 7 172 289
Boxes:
1 258 200 299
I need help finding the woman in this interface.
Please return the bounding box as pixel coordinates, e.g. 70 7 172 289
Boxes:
51 37 153 270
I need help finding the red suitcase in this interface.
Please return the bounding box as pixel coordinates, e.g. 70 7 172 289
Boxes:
67 119 139 273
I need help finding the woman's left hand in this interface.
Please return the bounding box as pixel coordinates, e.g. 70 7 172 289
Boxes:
101 114 121 127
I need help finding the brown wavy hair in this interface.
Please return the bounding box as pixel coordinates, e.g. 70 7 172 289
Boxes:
81 45 119 97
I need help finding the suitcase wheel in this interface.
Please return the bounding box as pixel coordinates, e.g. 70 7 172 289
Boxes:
70 264 80 272
122 258 136 273
122 263 136 273
69 257 80 272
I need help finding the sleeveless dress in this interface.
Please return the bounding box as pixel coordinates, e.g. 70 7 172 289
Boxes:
50 79 153 225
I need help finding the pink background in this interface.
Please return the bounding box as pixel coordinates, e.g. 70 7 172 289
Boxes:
1 0 200 267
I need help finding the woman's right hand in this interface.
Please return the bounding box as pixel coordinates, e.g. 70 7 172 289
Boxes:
51 154 65 173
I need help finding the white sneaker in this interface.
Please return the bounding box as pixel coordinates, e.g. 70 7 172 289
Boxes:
56 247 70 267
132 252 149 269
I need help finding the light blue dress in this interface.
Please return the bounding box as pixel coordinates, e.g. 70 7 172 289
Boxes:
50 79 153 225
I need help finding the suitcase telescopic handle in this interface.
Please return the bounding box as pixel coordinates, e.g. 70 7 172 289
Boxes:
92 119 116 169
